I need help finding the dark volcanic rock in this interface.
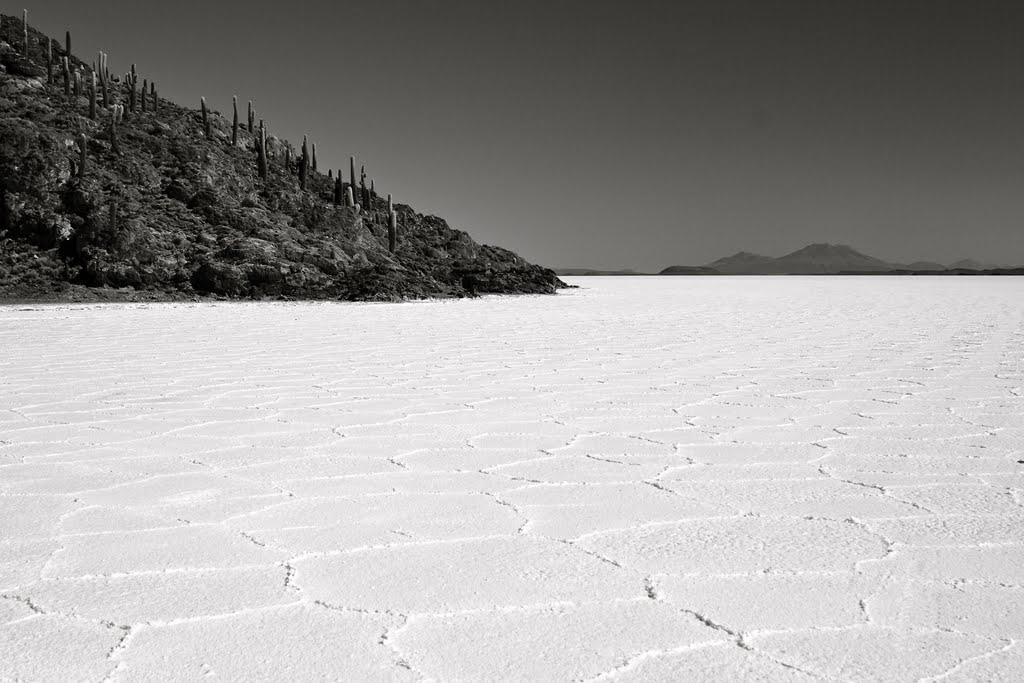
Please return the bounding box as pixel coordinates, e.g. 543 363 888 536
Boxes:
0 18 566 301
191 262 247 296
1 54 45 79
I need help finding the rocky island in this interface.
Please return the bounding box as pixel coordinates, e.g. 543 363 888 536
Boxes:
0 13 565 302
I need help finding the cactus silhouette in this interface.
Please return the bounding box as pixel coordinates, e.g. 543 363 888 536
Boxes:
109 110 120 154
89 71 96 119
232 96 239 146
299 135 309 190
129 64 137 112
388 211 397 253
201 97 210 138
257 121 268 181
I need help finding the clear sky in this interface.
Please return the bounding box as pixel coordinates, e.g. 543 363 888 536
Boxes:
26 0 1024 270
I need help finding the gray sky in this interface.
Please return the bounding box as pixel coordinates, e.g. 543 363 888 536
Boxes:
29 0 1024 270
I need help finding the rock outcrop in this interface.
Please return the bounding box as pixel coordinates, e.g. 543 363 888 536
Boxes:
0 16 565 301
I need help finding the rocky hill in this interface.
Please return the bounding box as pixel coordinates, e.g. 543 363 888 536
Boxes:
0 15 565 301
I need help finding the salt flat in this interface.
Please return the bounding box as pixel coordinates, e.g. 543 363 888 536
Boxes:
1 276 1023 682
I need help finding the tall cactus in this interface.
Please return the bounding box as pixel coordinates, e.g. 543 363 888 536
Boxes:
129 64 137 112
349 156 356 194
99 53 109 107
65 31 71 60
299 135 309 190
247 101 254 133
360 166 369 209
388 211 397 253
141 78 147 112
201 97 210 138
100 62 109 107
333 175 342 206
232 96 239 146
151 82 158 114
387 193 392 216
109 109 120 154
257 121 268 181
62 57 70 98
312 143 318 172
345 186 355 208
89 71 96 119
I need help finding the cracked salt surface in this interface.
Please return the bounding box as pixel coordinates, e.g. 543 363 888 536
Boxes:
1 276 1023 680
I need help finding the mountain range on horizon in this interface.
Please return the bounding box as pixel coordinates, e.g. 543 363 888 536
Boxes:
557 244 1019 276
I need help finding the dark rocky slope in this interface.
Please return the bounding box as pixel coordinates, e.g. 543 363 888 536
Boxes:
0 16 565 301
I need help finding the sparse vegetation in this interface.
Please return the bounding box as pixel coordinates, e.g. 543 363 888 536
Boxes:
0 13 563 301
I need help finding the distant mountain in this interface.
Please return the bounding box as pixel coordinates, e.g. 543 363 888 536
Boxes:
660 244 1017 275
763 243 894 274
949 258 997 270
897 261 948 271
555 268 648 276
672 243 896 275
704 251 775 274
659 265 720 275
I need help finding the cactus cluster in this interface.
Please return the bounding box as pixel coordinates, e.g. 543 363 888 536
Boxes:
14 12 409 262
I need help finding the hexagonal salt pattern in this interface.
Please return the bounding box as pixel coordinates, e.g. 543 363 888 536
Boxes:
2 276 1022 680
